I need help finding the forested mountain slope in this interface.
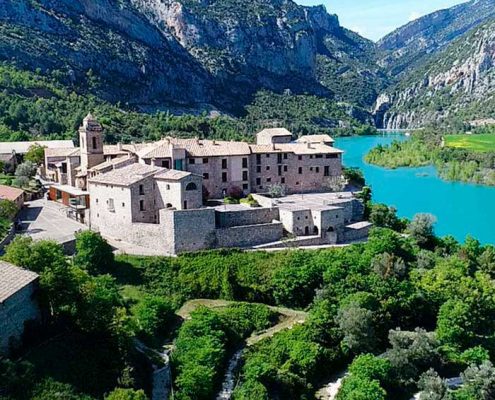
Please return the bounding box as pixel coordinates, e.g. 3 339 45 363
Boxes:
375 19 495 129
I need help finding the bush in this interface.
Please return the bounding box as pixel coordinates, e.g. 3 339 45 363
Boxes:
105 388 148 400
74 231 115 275
132 295 174 343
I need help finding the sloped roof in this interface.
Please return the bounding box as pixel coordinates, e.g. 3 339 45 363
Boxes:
139 138 251 158
249 143 342 155
89 163 164 186
0 185 24 202
45 148 80 158
155 169 192 181
295 135 334 144
0 262 38 303
256 128 293 138
0 140 75 155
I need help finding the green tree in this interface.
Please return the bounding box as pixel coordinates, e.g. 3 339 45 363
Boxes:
105 388 148 400
74 231 115 275
132 295 174 341
337 304 376 354
408 214 437 248
417 369 447 400
337 376 386 400
25 144 46 165
0 199 19 220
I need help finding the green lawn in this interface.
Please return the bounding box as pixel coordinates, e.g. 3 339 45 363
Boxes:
445 134 495 152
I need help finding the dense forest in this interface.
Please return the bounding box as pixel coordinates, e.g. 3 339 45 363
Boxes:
0 62 375 145
2 196 495 399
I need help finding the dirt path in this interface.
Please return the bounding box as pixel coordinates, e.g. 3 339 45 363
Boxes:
177 299 307 345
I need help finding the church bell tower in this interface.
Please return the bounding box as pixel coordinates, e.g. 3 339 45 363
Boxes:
79 113 105 173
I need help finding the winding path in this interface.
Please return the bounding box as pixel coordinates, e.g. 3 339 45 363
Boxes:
178 299 308 400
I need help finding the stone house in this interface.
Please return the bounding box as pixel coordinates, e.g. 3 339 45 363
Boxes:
0 262 39 354
0 185 25 209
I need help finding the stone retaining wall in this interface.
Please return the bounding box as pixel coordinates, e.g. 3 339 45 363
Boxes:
216 222 284 248
215 207 279 228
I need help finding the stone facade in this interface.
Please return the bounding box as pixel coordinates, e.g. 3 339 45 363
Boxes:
0 262 39 354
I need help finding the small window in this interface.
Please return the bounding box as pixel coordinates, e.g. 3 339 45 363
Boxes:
222 172 227 182
324 166 330 177
243 184 248 190
266 154 270 158
267 178 272 183
316 167 320 173
242 171 248 181
122 202 125 207
281 177 285 184
310 167 313 172
203 158 209 164
283 153 288 159
96 198 99 204
256 166 261 173
166 184 170 190
277 154 283 164
108 198 115 212
278 165 282 176
256 178 261 185
162 160 170 168
316 154 323 159
256 154 261 164
298 155 302 161
139 200 145 211
203 173 209 180
298 167 302 174
266 166 270 171
186 182 198 191
310 155 314 159
139 185 144 195
242 158 248 168
222 159 228 169
92 136 97 150
189 158 196 164
283 165 288 172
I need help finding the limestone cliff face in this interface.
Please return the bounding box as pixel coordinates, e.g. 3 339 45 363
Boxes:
2 0 377 114
375 20 495 129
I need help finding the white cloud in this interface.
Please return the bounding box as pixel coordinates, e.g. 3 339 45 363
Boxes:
408 11 423 21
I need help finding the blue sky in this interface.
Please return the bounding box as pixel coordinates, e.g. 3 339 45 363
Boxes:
295 0 468 41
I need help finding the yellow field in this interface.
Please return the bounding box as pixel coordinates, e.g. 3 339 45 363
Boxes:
444 134 495 152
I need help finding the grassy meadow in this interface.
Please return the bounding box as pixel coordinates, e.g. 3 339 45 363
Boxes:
445 133 495 152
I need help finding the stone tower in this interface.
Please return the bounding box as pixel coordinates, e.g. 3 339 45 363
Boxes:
79 113 105 173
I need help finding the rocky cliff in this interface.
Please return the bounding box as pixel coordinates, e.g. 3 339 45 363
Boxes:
0 0 383 114
375 19 495 129
378 0 495 77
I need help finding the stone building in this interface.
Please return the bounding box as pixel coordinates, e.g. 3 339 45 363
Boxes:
44 113 370 254
0 262 39 354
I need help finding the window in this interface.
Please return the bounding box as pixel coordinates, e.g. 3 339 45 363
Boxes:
278 165 282 176
298 167 302 174
256 178 261 185
267 178 272 183
266 166 270 171
283 153 288 159
298 155 302 161
186 182 198 191
281 177 285 184
62 163 67 174
122 202 125 207
139 200 145 211
139 185 144 195
326 154 338 159
243 184 248 190
283 165 288 172
310 167 313 172
324 166 330 177
256 166 261 173
96 198 99 204
222 172 227 182
203 158 209 164
189 158 196 164
222 159 228 169
256 154 261 164
242 158 248 168
183 201 188 210
108 198 115 212
166 184 170 190
266 154 270 158
277 154 283 164
316 154 323 159
242 171 248 181
310 155 314 159
203 173 209 180
315 167 320 173
92 136 97 150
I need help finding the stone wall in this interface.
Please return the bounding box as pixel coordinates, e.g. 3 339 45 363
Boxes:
0 282 39 354
216 222 284 248
215 207 279 228
172 208 217 253
344 222 372 243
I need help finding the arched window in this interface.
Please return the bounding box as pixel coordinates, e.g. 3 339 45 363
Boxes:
313 226 319 235
185 182 198 191
166 203 173 208
327 226 335 232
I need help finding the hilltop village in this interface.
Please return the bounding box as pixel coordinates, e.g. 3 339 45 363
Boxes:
42 114 370 255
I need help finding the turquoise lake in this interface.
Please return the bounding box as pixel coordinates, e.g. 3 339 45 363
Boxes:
334 134 495 244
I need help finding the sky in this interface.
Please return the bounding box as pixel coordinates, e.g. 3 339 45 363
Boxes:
295 0 468 41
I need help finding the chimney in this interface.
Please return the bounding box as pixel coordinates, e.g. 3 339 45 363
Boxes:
117 142 123 151
212 140 217 145
307 142 312 149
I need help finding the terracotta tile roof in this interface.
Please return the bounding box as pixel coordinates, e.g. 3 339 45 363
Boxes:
45 148 80 158
256 128 293 138
139 138 251 158
89 156 134 172
0 184 24 202
295 135 334 144
249 143 342 155
0 262 38 303
155 169 192 181
89 163 164 186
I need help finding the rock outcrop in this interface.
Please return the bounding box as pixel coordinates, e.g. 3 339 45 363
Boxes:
376 19 495 129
